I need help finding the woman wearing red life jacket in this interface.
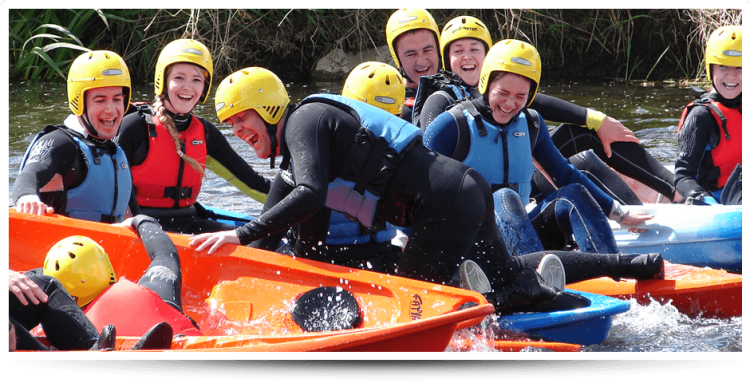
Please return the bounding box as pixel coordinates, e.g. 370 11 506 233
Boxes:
675 26 742 205
117 39 271 234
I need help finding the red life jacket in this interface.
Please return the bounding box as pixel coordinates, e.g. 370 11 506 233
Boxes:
404 97 415 108
678 97 742 188
131 114 207 208
83 278 202 337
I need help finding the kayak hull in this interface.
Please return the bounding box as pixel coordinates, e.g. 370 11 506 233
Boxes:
9 210 495 352
496 290 630 346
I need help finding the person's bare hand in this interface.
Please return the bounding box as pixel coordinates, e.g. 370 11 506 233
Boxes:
9 270 48 306
189 230 241 255
15 195 54 216
596 117 640 158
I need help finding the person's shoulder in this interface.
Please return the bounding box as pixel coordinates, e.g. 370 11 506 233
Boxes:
120 111 148 131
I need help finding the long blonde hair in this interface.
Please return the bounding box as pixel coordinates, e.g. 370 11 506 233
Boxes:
152 64 205 176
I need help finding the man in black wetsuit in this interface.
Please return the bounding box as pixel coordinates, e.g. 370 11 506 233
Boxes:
189 66 569 313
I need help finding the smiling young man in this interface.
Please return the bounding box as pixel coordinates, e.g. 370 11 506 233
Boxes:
13 51 135 223
385 9 441 120
675 26 742 205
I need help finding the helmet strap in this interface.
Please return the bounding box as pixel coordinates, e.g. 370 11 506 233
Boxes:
80 109 100 138
265 121 278 169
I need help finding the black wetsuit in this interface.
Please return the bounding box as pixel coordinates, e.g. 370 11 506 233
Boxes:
117 109 271 234
236 101 526 286
9 215 190 350
12 126 140 219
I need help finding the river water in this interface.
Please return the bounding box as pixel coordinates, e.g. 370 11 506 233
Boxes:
6 79 741 352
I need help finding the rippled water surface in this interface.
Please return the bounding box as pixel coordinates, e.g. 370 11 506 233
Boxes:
7 79 740 352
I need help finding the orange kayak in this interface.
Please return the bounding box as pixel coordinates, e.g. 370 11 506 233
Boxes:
9 210 495 352
568 262 741 318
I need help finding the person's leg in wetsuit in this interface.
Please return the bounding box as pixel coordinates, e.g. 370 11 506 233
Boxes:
528 184 620 254
9 273 99 350
131 215 185 312
494 188 663 282
380 147 527 288
551 124 677 201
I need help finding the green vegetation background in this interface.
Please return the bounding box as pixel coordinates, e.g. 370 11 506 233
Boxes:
9 9 742 83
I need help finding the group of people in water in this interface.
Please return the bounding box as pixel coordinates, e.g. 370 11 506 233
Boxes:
10 9 741 351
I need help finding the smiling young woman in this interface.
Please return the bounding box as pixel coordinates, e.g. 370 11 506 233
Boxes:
115 39 271 235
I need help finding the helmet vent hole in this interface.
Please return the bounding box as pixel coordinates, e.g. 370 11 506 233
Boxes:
461 17 466 24
385 76 391 85
55 261 60 271
68 252 76 259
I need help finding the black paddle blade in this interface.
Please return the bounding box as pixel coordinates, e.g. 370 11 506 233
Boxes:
291 286 362 332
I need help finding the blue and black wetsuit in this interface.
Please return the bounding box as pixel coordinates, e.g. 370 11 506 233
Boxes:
12 118 136 223
413 74 676 202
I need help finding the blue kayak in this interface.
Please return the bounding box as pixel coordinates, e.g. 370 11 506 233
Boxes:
611 204 742 273
496 289 631 346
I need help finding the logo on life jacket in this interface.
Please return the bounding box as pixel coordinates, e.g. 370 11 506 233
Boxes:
191 139 204 146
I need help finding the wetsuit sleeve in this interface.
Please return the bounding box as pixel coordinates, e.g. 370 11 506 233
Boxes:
11 131 79 204
235 104 335 245
532 117 614 213
418 93 455 131
203 120 272 194
423 111 460 158
115 113 150 167
674 106 715 199
530 93 588 127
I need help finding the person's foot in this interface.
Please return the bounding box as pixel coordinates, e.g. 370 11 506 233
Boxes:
90 324 116 351
537 254 566 292
616 253 665 281
458 259 492 294
131 322 173 350
485 268 562 314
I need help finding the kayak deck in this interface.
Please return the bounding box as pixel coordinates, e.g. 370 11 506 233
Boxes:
568 262 741 318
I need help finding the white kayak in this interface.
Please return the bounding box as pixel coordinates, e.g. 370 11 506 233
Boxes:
610 203 741 273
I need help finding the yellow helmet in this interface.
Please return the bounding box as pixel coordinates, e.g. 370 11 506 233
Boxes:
214 67 289 124
385 9 440 69
154 39 214 103
43 236 116 307
477 39 541 106
67 50 131 116
705 26 742 82
342 62 405 115
440 16 493 72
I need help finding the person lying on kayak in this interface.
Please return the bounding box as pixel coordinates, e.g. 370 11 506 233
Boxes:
191 66 571 313
9 265 172 351
424 39 663 280
116 39 271 235
675 26 742 206
13 215 201 351
409 13 677 204
12 50 137 223
252 62 406 272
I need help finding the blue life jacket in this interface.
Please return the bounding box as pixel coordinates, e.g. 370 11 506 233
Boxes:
20 125 131 223
326 211 398 245
294 94 422 227
447 101 536 204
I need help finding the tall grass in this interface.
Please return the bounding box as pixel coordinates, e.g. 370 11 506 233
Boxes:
8 9 742 83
